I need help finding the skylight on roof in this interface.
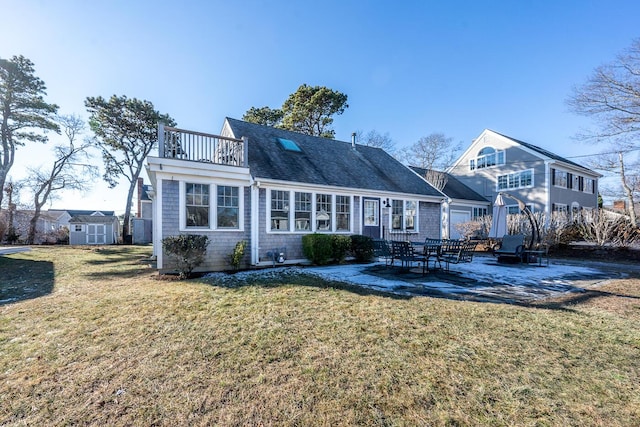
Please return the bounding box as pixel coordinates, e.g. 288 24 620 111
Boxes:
277 137 302 152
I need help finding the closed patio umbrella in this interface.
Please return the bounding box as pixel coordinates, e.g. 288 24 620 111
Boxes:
488 194 507 239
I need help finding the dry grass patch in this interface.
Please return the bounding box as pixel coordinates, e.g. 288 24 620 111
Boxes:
1 247 639 426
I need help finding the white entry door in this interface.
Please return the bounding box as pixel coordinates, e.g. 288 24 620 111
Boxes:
88 224 106 244
449 211 471 240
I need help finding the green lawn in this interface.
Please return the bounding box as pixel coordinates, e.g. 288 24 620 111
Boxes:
1 246 639 426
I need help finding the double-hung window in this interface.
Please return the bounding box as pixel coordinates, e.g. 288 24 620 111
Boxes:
335 195 350 231
316 194 332 231
295 192 312 231
391 200 403 230
553 169 568 188
186 183 210 227
271 190 289 231
584 178 594 194
473 207 488 218
391 199 419 232
405 201 417 231
217 186 239 228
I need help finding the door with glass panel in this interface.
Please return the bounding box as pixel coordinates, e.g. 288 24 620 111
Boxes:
362 197 380 238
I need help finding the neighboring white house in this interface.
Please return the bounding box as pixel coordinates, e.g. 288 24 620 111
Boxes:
448 129 601 218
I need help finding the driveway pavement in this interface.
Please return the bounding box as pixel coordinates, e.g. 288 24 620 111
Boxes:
0 246 31 255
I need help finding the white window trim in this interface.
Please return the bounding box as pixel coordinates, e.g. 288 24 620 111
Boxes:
179 181 244 232
216 185 243 230
184 182 212 230
470 147 506 171
266 189 353 234
389 199 420 234
496 169 534 191
472 207 489 218
553 203 568 212
268 189 291 233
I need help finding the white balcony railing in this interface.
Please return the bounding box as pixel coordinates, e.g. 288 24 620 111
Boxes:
158 124 247 167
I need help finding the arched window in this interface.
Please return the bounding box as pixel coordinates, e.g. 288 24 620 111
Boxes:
478 147 495 156
472 146 505 169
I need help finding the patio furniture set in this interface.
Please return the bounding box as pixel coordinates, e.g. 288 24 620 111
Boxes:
492 234 549 266
372 238 479 275
372 234 548 275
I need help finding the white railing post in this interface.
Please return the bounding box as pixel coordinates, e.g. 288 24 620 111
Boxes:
158 122 165 157
242 136 249 167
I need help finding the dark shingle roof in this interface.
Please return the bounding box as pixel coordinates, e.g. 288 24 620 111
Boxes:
409 166 488 202
141 185 153 201
62 209 115 217
69 215 119 224
491 130 587 170
226 118 442 198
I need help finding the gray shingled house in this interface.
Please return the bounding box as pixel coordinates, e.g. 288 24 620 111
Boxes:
409 166 491 240
146 118 445 272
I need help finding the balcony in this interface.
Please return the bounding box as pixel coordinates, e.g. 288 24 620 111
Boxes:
158 124 247 167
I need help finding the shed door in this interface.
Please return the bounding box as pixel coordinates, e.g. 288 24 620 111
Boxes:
362 198 380 238
88 224 106 244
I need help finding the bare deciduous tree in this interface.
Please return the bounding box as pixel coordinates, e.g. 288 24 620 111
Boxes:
24 115 97 244
354 129 395 153
423 169 448 192
567 38 640 226
396 133 462 171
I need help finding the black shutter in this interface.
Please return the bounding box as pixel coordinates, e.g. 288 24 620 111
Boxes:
567 173 573 189
578 176 584 191
551 168 556 185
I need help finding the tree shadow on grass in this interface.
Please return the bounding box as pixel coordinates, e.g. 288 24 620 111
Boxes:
83 246 150 266
0 256 54 305
194 269 412 300
194 262 640 311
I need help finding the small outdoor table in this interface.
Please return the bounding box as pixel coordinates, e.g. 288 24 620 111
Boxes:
523 249 549 266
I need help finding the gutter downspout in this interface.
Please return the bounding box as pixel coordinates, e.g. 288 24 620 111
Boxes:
251 179 260 266
544 160 552 229
155 178 163 268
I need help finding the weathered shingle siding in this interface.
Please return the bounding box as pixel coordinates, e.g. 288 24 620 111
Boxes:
419 202 441 239
160 180 251 272
161 180 180 237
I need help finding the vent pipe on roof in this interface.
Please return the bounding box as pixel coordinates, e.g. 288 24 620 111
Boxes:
351 132 356 150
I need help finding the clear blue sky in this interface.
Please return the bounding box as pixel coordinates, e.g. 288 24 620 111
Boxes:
3 0 639 213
